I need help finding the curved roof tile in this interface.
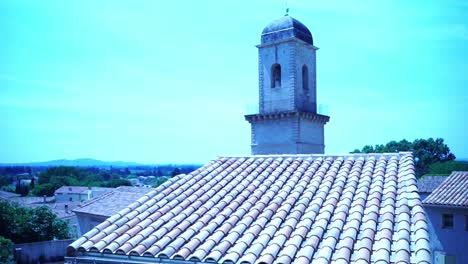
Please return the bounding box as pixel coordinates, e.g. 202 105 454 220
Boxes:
67 153 430 264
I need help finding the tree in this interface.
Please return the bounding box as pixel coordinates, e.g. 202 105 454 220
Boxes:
427 161 468 175
351 138 456 177
0 175 11 188
37 166 86 185
0 201 69 243
152 176 170 188
26 206 69 242
32 183 56 197
171 168 181 177
30 176 35 189
0 236 14 264
15 177 20 194
100 178 131 188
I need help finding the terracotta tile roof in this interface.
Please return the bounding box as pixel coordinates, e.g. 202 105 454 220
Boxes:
423 171 468 207
73 187 153 218
417 176 448 193
67 153 431 264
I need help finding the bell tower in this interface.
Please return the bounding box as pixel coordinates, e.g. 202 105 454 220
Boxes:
245 14 330 155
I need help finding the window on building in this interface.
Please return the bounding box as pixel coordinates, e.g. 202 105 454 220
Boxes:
302 65 309 92
271 64 281 88
442 214 454 229
465 215 468 231
69 197 73 202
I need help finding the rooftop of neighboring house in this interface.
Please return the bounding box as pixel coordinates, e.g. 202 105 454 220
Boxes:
8 195 54 205
423 171 468 207
22 201 82 219
0 190 20 200
72 186 153 218
67 153 431 264
417 175 449 193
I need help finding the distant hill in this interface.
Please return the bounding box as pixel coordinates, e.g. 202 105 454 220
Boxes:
0 158 144 167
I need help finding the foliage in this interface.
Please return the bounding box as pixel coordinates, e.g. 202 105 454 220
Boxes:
100 179 132 188
0 236 14 264
151 176 171 188
0 185 15 193
35 166 126 196
30 177 35 189
37 166 84 186
0 176 12 188
32 183 56 196
27 206 69 241
0 201 69 243
351 138 456 177
426 161 468 175
171 168 181 177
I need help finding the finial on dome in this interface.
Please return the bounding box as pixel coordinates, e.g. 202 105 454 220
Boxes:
285 0 289 16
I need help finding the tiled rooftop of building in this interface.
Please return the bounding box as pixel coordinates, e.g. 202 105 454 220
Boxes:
25 201 82 219
0 190 20 200
423 171 468 207
68 153 431 264
73 186 153 218
417 175 448 193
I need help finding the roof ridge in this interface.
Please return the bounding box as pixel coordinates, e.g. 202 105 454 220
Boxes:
73 190 115 210
217 152 412 159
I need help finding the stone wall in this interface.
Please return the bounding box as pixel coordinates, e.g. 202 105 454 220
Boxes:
14 239 74 263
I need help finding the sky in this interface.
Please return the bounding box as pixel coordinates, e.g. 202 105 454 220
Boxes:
0 0 467 164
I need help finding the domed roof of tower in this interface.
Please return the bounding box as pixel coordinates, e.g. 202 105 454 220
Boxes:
261 15 313 45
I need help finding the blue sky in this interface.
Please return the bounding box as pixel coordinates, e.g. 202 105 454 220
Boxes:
1 0 467 164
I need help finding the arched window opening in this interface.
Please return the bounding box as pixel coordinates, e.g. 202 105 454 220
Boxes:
302 65 309 93
271 64 281 88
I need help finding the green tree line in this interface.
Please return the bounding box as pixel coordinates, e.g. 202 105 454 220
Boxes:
351 138 456 177
33 167 131 196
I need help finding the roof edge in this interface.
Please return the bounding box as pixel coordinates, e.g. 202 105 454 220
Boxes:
422 203 468 209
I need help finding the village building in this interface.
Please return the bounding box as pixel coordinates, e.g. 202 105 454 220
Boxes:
54 186 114 203
422 171 468 264
66 14 433 264
73 186 153 236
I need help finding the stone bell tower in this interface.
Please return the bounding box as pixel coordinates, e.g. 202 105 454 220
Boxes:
245 14 330 155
